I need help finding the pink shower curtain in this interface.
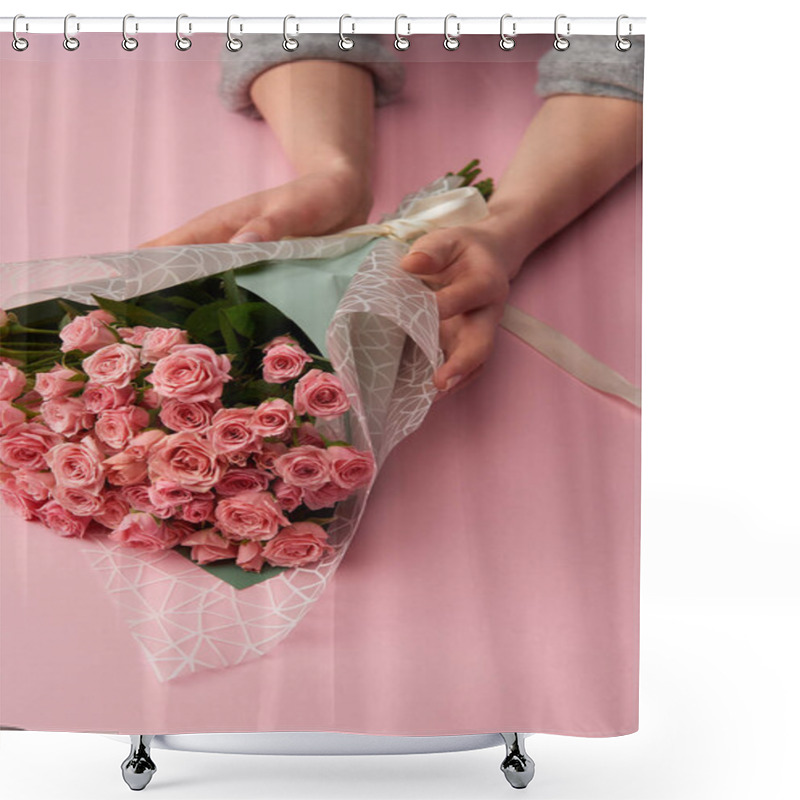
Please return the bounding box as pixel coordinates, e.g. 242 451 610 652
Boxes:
0 31 641 737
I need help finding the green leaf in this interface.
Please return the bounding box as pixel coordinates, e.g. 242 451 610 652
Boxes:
184 300 230 341
221 302 283 340
218 310 240 360
91 295 175 328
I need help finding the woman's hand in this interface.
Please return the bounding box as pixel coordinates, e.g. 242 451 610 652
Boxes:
137 164 373 248
399 220 521 402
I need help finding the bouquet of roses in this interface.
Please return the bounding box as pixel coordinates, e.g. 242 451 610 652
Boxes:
0 165 492 679
0 276 374 578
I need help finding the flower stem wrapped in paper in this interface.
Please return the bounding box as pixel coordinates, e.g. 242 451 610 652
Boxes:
0 165 490 681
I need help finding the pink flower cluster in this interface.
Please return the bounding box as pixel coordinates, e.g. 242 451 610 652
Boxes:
0 311 375 573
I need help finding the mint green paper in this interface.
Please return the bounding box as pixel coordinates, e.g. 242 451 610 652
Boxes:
173 546 288 589
233 241 380 358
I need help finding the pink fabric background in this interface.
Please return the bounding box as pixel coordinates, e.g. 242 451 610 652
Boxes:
0 34 640 736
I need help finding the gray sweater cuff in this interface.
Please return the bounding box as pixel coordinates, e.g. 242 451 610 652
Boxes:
536 35 645 103
218 33 405 118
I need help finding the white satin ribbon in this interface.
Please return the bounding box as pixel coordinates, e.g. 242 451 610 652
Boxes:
340 184 642 409
344 186 490 241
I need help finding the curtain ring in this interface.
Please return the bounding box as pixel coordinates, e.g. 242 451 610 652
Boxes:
499 14 516 50
338 14 355 50
175 14 192 51
615 14 632 51
11 14 29 52
63 13 80 51
443 14 460 51
394 15 410 50
283 15 299 51
226 15 243 52
121 14 138 51
553 14 570 51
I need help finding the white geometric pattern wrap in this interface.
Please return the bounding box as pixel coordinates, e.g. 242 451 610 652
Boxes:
0 178 451 682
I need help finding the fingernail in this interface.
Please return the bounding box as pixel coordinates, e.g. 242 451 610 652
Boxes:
230 231 262 244
444 374 463 391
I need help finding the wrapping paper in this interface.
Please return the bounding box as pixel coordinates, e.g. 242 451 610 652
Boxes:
1 179 454 681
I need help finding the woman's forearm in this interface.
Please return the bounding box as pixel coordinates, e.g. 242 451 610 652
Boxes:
249 60 375 186
484 94 643 278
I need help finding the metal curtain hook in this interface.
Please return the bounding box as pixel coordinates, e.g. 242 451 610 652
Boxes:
615 14 632 51
394 14 410 50
339 14 354 50
63 13 79 51
499 14 516 50
283 15 299 51
443 14 460 51
175 14 192 51
122 14 138 51
12 14 29 51
553 14 570 51
226 15 243 51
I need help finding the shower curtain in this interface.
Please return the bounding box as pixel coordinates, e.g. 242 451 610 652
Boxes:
0 29 643 738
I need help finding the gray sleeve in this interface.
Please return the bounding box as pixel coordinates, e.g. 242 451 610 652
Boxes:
218 33 405 119
536 35 644 103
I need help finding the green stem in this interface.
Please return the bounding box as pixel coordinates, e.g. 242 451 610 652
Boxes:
9 324 60 335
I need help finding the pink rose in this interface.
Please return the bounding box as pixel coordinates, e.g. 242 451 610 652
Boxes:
158 399 217 433
38 499 92 537
147 344 232 403
140 327 190 363
46 438 105 493
236 540 267 572
326 445 375 492
261 521 334 568
264 334 299 349
141 389 162 410
214 490 289 542
104 451 148 486
302 481 351 510
272 445 331 489
122 484 171 517
147 432 223 492
293 369 350 418
178 494 216 524
104 429 166 486
14 469 55 502
93 489 130 529
148 480 194 510
0 487 43 521
34 366 84 401
295 421 325 447
117 326 150 346
53 485 105 517
82 344 140 389
0 362 27 401
215 468 271 497
252 398 295 439
109 513 182 551
271 478 303 512
0 423 63 470
95 406 150 450
261 343 313 383
40 396 93 438
251 441 288 473
181 527 238 565
59 310 117 353
82 383 135 413
208 408 258 454
0 400 26 433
